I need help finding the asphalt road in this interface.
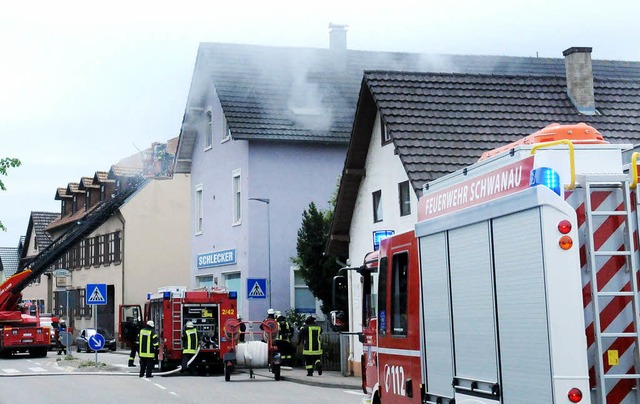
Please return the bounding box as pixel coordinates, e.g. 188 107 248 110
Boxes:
0 352 366 404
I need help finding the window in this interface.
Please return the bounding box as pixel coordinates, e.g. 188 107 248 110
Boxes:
391 252 409 336
221 113 231 142
398 181 411 216
224 272 242 315
293 268 316 314
61 200 66 216
72 196 77 214
93 236 101 266
195 184 203 234
373 190 383 223
79 240 86 267
85 191 90 211
196 275 214 289
381 116 391 144
232 169 241 224
108 233 115 263
205 108 213 149
378 256 388 336
100 185 105 202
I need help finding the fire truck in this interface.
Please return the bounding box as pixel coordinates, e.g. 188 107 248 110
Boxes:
333 123 640 404
0 272 50 357
120 286 239 373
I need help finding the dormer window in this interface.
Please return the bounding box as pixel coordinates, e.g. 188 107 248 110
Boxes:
72 196 77 214
100 185 105 202
61 200 66 216
85 191 90 211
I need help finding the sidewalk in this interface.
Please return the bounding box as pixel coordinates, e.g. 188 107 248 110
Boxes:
112 348 360 389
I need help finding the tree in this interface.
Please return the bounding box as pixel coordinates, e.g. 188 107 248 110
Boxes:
0 157 22 231
293 201 341 315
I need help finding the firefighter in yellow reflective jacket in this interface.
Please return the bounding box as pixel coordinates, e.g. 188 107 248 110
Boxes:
298 315 323 376
275 311 294 366
138 320 159 378
181 321 198 375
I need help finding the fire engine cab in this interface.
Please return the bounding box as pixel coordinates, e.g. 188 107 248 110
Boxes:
333 123 640 404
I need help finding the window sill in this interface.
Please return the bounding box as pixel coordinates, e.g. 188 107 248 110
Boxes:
204 145 213 152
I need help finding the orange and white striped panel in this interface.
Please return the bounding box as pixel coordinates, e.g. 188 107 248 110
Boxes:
566 188 639 404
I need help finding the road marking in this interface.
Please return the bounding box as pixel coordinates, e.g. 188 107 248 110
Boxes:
2 369 20 374
344 391 366 396
153 383 167 390
112 364 128 368
169 392 178 397
28 367 48 372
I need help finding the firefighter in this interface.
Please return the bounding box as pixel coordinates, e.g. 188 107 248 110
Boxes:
298 315 323 376
124 319 142 367
181 321 198 375
138 320 159 378
275 311 294 366
57 319 67 356
237 314 246 343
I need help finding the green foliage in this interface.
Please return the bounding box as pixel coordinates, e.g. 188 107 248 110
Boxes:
285 308 307 329
293 201 341 315
0 157 21 232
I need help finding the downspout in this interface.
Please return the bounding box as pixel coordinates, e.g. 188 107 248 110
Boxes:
116 210 126 346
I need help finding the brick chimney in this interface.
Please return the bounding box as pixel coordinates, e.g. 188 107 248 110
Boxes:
563 47 596 115
329 23 348 51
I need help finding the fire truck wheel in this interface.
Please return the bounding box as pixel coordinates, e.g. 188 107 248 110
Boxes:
273 364 281 381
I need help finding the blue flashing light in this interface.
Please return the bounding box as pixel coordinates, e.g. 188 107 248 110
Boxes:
530 167 561 196
146 293 151 300
228 291 238 300
163 291 171 299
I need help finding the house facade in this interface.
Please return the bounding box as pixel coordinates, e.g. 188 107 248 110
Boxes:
328 47 640 375
20 139 190 337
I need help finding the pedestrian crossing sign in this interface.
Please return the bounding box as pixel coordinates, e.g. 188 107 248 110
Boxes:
247 278 267 299
86 283 107 305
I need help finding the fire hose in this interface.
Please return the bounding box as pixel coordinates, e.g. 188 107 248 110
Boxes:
154 345 202 377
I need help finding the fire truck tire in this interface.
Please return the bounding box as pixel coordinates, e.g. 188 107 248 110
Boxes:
273 364 281 381
372 392 381 404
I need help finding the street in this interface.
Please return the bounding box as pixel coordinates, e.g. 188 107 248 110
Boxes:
0 352 366 404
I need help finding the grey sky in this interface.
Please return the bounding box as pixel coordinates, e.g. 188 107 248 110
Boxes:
1 0 639 247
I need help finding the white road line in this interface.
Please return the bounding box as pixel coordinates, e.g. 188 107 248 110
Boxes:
2 369 20 374
153 383 167 390
28 367 48 372
169 392 178 397
344 391 366 396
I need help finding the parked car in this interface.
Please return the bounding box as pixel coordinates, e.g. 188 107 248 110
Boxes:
76 328 117 352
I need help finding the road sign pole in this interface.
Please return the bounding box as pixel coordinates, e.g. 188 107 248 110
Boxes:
94 307 98 365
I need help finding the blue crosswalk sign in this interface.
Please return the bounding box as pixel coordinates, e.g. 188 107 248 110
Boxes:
247 278 267 299
86 284 107 305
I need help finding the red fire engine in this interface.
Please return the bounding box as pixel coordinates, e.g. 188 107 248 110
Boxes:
333 123 640 404
120 286 239 373
0 271 50 357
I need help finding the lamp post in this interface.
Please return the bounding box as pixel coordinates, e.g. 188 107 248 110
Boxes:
249 197 271 308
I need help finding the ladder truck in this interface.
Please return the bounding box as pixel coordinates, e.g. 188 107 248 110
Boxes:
333 123 640 404
0 175 144 357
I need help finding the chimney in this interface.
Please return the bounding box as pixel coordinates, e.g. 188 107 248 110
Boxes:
563 47 596 115
329 23 348 51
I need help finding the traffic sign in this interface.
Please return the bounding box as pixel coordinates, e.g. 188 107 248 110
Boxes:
247 278 267 299
86 284 107 305
88 333 105 351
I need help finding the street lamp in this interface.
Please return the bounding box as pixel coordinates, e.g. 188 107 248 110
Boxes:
249 197 271 308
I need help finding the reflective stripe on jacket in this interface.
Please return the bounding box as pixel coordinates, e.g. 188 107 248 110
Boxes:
139 328 159 358
302 325 322 355
183 328 198 355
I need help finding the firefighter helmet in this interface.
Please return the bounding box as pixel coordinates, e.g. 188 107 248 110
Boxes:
147 320 155 327
186 321 194 328
267 308 275 315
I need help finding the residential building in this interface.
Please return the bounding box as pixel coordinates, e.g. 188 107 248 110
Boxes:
0 238 23 284
19 211 59 312
22 139 190 337
327 47 640 375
